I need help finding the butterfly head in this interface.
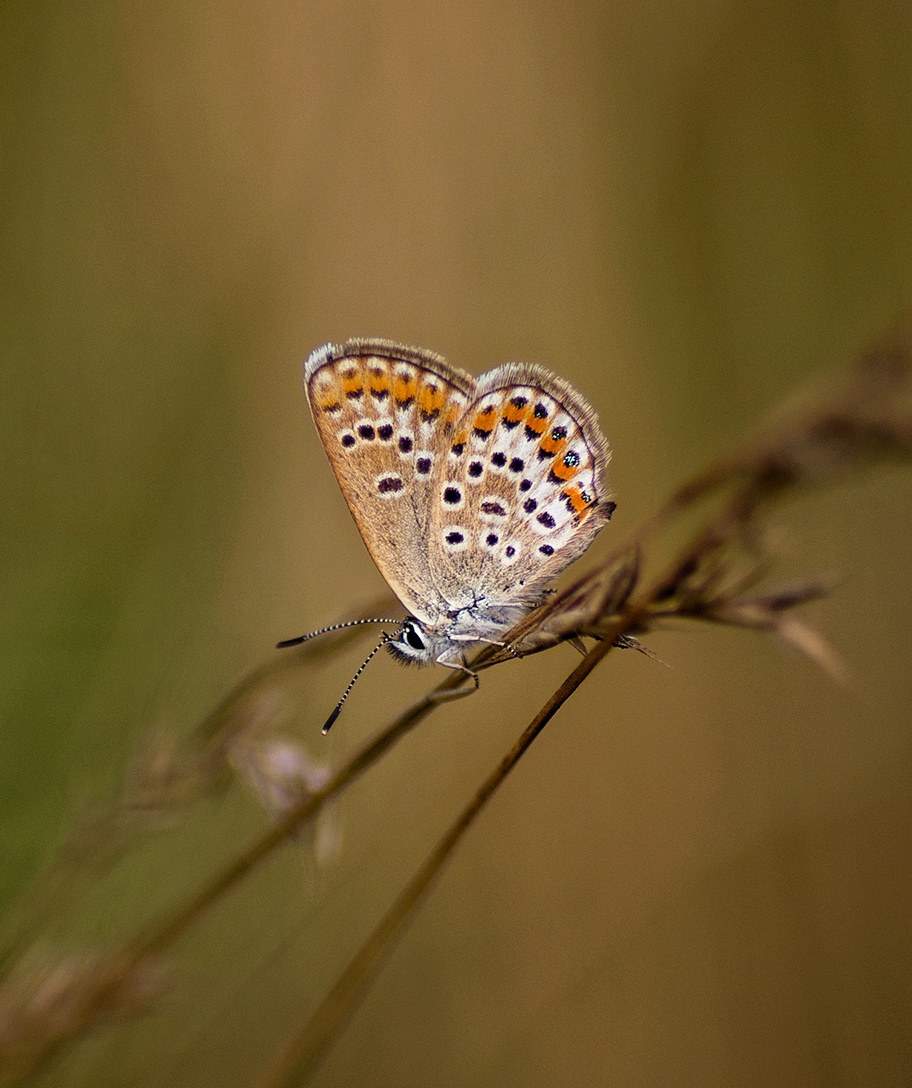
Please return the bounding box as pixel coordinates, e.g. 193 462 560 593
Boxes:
386 617 450 667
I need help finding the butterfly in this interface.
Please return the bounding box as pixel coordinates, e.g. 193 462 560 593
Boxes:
293 339 614 701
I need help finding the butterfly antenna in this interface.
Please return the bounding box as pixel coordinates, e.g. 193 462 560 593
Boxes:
276 618 402 649
322 633 392 734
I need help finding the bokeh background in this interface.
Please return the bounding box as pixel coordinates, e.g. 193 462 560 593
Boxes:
3 1 912 1085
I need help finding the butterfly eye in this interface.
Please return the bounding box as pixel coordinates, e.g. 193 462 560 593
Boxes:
403 622 426 651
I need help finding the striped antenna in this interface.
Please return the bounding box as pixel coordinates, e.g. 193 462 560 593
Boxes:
276 617 402 649
321 633 392 734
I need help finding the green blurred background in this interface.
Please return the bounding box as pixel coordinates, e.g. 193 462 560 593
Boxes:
2 1 912 1085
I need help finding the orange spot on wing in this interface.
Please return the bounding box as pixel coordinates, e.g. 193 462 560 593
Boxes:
563 485 594 520
473 406 497 433
539 432 567 457
524 414 548 436
369 369 389 396
551 458 579 481
393 373 418 404
444 402 461 427
341 372 364 397
563 485 589 512
316 394 342 413
418 383 445 416
502 402 526 424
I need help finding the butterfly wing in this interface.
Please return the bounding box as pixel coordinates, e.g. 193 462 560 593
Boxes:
426 362 613 627
305 339 476 623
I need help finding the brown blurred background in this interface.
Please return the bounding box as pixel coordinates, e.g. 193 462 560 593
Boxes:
2 1 911 1085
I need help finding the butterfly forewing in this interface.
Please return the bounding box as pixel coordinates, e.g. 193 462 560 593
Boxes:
305 340 475 622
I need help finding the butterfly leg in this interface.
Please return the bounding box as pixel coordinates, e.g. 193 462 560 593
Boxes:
480 637 523 660
449 632 524 660
435 654 480 689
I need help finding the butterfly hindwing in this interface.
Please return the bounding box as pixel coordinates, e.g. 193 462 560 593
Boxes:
426 363 613 614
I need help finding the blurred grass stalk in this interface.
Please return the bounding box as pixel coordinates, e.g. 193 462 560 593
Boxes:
2 322 912 1087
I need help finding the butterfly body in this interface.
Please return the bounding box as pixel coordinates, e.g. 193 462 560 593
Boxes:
304 339 614 670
